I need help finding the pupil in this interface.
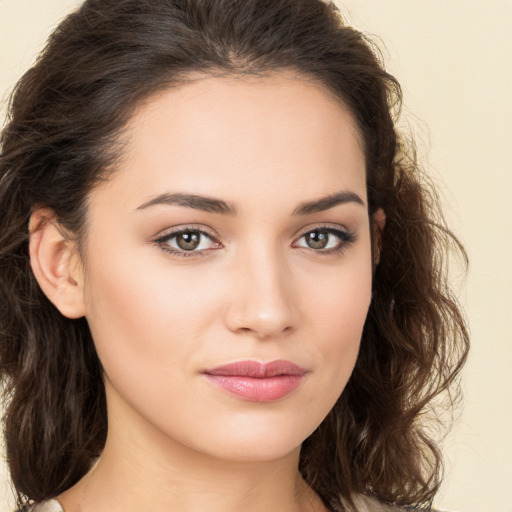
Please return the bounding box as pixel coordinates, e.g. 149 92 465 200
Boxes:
307 230 328 249
177 231 200 250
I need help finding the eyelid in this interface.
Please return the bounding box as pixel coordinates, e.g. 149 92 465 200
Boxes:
294 222 350 238
292 224 357 252
154 225 222 257
153 223 356 258
154 224 218 240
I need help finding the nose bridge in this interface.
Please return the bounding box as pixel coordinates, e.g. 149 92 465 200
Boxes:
223 237 298 339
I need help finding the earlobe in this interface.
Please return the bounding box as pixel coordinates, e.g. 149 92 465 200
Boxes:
372 208 386 266
29 208 86 319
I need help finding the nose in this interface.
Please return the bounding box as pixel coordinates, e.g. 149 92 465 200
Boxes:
223 246 299 340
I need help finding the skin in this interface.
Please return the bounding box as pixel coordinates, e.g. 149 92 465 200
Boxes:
30 73 381 512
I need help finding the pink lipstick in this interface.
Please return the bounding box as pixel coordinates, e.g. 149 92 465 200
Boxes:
204 360 306 402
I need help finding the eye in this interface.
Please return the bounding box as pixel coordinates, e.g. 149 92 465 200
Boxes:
293 226 356 253
155 228 220 257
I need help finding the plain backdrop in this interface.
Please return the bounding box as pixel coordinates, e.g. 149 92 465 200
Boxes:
1 1 511 511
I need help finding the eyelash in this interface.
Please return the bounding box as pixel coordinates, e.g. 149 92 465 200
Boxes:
154 225 357 258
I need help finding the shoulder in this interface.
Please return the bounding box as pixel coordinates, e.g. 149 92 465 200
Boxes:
16 499 64 512
348 495 447 512
349 495 424 511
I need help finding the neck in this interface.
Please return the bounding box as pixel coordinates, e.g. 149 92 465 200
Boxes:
59 383 327 512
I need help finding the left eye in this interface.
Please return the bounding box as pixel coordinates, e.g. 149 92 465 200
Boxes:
294 228 353 251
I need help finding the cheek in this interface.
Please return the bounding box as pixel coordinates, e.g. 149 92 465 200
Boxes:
300 252 372 403
306 247 372 342
82 248 220 393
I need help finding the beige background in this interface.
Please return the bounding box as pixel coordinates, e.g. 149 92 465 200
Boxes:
1 1 511 511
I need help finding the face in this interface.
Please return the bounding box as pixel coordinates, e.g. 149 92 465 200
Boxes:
80 73 372 463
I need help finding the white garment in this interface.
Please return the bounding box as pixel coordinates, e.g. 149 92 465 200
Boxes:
22 500 63 512
24 495 407 511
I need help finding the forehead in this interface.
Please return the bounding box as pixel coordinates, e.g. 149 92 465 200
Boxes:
125 72 364 161
91 73 367 214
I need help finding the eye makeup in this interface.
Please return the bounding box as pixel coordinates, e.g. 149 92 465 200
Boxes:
154 226 221 258
153 223 357 259
292 225 357 255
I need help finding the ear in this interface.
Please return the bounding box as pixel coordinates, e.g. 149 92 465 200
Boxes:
29 208 86 319
372 208 386 266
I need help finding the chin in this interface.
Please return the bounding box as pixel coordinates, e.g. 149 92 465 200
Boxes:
177 410 324 464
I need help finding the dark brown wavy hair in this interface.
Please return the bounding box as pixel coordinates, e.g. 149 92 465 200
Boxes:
0 0 468 510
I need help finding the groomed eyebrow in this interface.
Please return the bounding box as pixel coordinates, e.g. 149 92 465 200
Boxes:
136 190 365 215
292 191 365 215
137 193 238 215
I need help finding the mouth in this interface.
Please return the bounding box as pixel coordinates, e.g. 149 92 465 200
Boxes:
203 360 307 402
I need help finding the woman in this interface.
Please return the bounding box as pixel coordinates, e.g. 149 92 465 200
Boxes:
0 0 469 511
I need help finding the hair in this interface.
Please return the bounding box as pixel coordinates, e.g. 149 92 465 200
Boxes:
0 0 468 510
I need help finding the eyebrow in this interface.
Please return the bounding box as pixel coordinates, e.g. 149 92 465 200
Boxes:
137 193 238 215
136 190 365 215
292 191 365 215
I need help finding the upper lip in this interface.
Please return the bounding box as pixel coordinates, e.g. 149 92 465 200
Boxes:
204 359 306 378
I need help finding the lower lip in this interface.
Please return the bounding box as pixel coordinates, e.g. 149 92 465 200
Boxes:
205 374 305 402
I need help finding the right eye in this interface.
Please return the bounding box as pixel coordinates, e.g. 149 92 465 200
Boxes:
155 228 221 257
